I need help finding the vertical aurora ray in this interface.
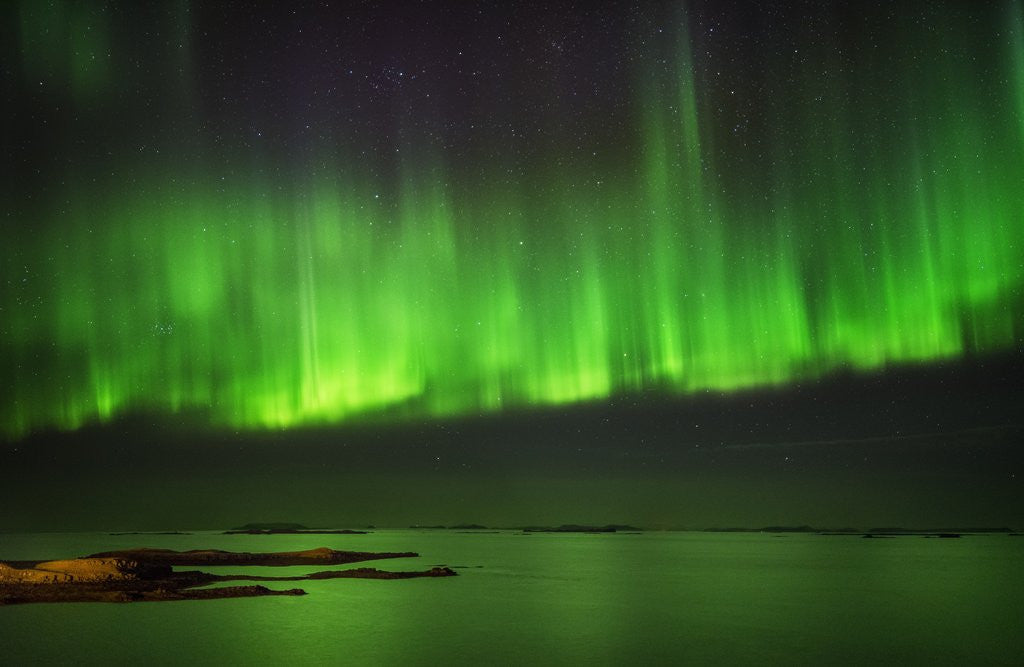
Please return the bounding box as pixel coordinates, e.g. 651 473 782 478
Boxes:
1011 1 1024 144
17 0 112 100
2 3 1023 440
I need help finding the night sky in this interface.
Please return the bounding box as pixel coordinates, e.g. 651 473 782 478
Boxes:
2 1 1022 531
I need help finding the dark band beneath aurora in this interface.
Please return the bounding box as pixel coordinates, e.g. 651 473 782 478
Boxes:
3 1 1024 446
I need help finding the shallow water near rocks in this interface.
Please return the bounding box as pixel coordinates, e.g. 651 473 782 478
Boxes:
2 530 1021 664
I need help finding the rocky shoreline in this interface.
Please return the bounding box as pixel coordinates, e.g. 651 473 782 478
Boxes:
0 547 456 605
81 546 418 566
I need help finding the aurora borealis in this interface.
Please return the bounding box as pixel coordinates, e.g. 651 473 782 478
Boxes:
3 1 1023 442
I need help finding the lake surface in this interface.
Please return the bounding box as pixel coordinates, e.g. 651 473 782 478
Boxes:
1 530 1021 664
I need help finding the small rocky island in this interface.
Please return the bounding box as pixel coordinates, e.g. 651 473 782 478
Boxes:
0 547 456 605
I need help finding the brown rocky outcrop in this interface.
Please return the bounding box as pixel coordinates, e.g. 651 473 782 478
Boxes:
0 558 169 584
1 547 455 605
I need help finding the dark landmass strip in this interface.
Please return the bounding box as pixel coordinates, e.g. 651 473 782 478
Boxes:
213 567 457 582
232 523 309 531
867 527 1012 534
856 532 964 538
408 524 493 530
704 525 820 533
223 529 369 535
851 529 1008 537
1 548 456 605
705 526 1016 535
521 524 641 533
109 531 193 536
409 524 500 530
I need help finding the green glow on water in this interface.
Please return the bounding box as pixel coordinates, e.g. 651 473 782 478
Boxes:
3 6 1023 440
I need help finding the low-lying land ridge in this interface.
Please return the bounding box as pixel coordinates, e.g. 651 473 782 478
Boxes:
520 524 642 533
223 529 369 535
223 523 369 535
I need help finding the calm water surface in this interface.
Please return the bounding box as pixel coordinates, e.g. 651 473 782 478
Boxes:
1 530 1021 665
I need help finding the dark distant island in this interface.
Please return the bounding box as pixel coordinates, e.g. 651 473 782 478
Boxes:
703 525 821 533
866 527 1013 535
224 529 369 535
233 523 310 531
839 527 1014 537
0 547 455 605
109 531 193 536
224 523 369 535
521 524 642 533
701 525 1016 537
408 524 499 530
